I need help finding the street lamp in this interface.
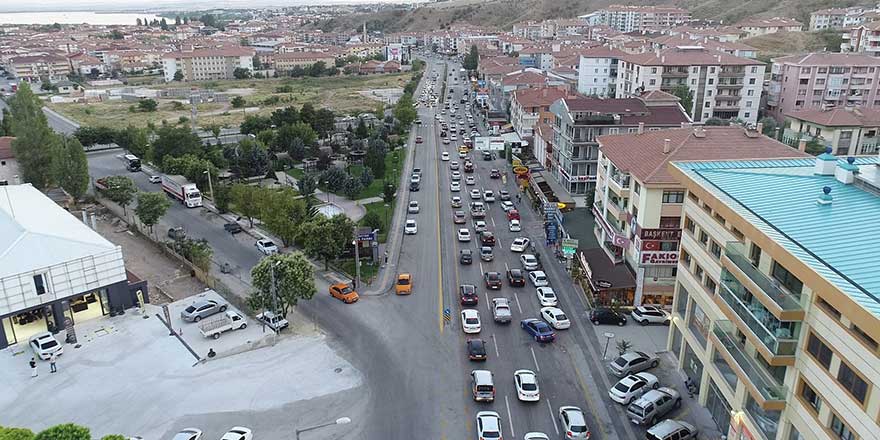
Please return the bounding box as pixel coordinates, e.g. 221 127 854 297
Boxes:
602 332 615 360
295 417 351 439
323 180 330 203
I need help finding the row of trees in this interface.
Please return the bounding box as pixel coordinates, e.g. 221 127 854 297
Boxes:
463 44 479 71
5 83 90 199
1 423 128 440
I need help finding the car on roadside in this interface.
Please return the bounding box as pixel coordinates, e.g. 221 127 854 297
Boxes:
395 273 413 295
499 190 511 201
521 318 555 342
609 351 660 377
609 372 659 405
171 428 203 440
492 297 512 323
460 284 478 305
29 332 62 360
521 253 539 270
541 306 570 329
223 222 243 234
461 309 481 333
509 219 522 232
476 411 502 440
181 299 227 322
255 239 278 255
453 210 467 224
589 308 627 326
467 338 487 361
558 406 590 439
645 420 697 440
457 228 471 242
631 305 671 326
510 237 530 252
255 311 289 331
220 427 252 440
451 196 462 208
404 219 418 235
524 433 550 440
627 387 682 426
460 249 473 265
330 283 359 303
528 270 549 287
408 201 420 214
484 271 502 290
536 286 558 306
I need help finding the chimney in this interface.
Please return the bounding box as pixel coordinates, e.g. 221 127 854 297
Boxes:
638 122 645 134
814 147 837 175
816 186 833 206
798 139 807 152
756 122 763 134
835 156 859 184
661 55 665 63
663 138 672 153
655 47 661 57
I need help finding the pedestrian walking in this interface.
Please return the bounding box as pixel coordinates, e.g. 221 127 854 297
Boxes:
49 352 57 373
29 357 38 378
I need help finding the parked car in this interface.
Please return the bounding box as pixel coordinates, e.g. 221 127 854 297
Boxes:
167 226 186 241
540 306 570 330
609 351 660 377
627 387 682 426
500 201 515 212
510 237 529 252
148 175 162 184
29 332 62 360
220 427 252 440
646 420 698 440
181 299 227 322
256 311 289 331
467 338 487 361
521 254 539 270
589 308 627 326
528 270 549 287
171 429 203 440
558 406 590 439
609 372 659 405
198 310 247 339
536 287 558 306
631 306 671 325
523 433 550 440
255 239 279 255
492 298 512 323
223 222 242 234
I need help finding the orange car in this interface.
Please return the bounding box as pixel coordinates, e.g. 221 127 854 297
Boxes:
396 273 413 295
330 283 359 303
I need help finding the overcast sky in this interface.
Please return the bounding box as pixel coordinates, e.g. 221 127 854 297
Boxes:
0 0 418 13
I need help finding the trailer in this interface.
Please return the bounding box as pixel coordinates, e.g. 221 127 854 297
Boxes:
198 311 247 339
161 175 203 208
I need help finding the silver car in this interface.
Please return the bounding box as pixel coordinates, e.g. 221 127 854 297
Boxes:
181 299 227 322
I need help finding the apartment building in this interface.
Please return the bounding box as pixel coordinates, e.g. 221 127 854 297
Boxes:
592 5 691 33
546 92 689 207
7 54 70 81
809 7 869 31
590 126 806 308
162 47 255 82
1 184 147 350
273 51 336 73
511 21 558 40
735 17 803 38
617 46 765 124
766 53 880 122
783 107 880 156
841 21 880 56
666 152 880 440
510 86 568 139
577 45 627 97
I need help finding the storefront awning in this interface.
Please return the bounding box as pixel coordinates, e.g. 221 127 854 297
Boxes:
579 248 636 291
533 171 575 207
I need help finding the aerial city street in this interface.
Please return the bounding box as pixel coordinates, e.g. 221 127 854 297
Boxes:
1 3 880 440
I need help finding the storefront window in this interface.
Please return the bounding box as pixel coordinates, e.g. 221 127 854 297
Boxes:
670 326 683 360
683 342 704 396
676 285 689 318
2 317 16 346
688 302 709 347
706 380 732 434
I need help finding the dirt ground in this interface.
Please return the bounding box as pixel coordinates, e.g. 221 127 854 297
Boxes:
90 207 206 304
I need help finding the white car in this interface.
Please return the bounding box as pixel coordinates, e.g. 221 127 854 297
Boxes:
451 171 461 181
510 237 530 252
149 175 161 183
171 429 203 440
500 201 514 212
536 286 558 306
509 219 522 232
461 309 481 333
404 219 418 234
29 332 62 360
523 434 550 440
441 152 450 161
529 271 550 287
608 372 659 405
458 228 471 242
459 150 468 158
541 306 570 329
474 220 487 232
410 174 421 184
451 196 462 208
558 406 590 439
631 305 671 325
220 427 252 440
255 239 279 255
450 181 461 192
450 160 460 170
521 254 539 270
466 176 476 185
483 190 495 202
443 138 450 145
514 369 540 402
408 201 420 214
469 189 481 199
476 411 502 440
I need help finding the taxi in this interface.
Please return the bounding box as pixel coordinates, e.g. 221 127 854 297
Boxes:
329 283 359 303
396 273 413 295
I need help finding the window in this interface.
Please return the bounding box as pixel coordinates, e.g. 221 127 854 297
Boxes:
660 241 679 251
651 67 657 74
851 324 878 350
699 231 709 245
649 79 656 85
806 333 832 369
817 297 841 319
33 274 47 295
710 241 722 259
747 89 754 96
749 243 761 267
704 277 717 294
800 380 821 413
708 78 714 85
830 414 857 440
676 285 690 317
837 363 869 404
681 249 692 267
688 192 699 202
771 262 803 295
749 78 757 85
633 181 640 194
695 264 704 281
662 190 685 203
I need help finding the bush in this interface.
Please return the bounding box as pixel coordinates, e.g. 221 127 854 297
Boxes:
361 211 383 232
321 166 347 192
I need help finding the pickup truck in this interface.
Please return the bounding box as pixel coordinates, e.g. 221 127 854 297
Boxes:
198 310 247 339
492 298 512 323
256 311 289 331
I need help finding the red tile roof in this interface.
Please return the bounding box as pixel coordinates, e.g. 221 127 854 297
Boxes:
598 127 808 184
772 52 880 66
502 71 548 86
785 107 880 126
621 46 760 66
164 47 254 58
513 87 568 108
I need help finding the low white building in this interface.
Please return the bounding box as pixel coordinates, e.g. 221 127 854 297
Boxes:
162 47 255 82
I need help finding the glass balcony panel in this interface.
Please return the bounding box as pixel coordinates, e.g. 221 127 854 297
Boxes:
724 242 803 312
718 272 800 356
712 320 787 403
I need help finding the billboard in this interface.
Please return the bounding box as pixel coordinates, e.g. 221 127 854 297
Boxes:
639 250 679 266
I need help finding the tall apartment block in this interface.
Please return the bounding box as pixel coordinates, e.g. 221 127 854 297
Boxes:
592 5 691 33
666 153 880 440
162 47 255 82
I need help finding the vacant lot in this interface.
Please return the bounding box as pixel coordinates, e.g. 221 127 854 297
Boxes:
48 73 414 130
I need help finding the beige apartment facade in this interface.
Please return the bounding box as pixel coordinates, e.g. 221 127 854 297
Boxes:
666 153 880 440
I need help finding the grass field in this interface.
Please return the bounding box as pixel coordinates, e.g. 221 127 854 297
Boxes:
361 201 394 243
48 73 413 130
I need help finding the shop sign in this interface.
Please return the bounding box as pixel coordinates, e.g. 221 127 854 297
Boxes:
639 228 682 241
561 238 579 252
573 175 591 182
579 252 593 280
595 280 613 288
640 250 679 266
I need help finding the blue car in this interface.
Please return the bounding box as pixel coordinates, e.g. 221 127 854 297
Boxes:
521 318 556 342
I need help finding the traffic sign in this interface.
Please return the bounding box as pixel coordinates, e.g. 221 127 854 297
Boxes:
561 238 579 252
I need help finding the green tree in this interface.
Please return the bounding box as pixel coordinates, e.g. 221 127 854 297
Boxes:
394 94 417 127
704 117 726 126
173 70 184 81
173 238 213 272
159 18 169 30
463 44 479 71
261 188 308 246
270 106 300 126
299 215 354 269
805 138 826 155
135 191 171 233
8 82 59 189
383 181 395 204
233 67 252 80
321 166 347 192
0 426 36 440
0 108 12 136
252 55 262 70
114 125 149 157
213 183 232 213
53 136 90 200
34 423 90 440
343 176 363 199
152 125 202 165
758 116 779 138
670 84 693 118
224 138 270 178
297 173 318 197
230 184 265 227
289 121 317 147
360 210 382 232
248 252 316 316
313 108 335 139
102 175 137 215
174 15 181 25
816 29 843 52
138 98 158 112
231 96 246 108
275 124 306 160
359 166 374 188
240 115 271 135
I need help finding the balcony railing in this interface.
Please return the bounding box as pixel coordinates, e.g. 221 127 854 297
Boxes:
712 320 788 407
719 70 746 78
609 171 630 189
717 273 800 357
724 242 804 314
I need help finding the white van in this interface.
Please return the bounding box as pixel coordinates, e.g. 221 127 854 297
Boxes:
471 370 495 402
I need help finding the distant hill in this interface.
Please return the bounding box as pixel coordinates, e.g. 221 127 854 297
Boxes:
313 0 873 34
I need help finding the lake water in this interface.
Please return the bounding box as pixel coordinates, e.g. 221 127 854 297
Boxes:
0 12 162 26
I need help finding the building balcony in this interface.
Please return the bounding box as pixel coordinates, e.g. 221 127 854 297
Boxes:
573 114 618 125
719 70 746 78
711 320 788 411
716 273 800 365
722 242 805 320
605 196 627 221
715 81 743 88
607 171 630 196
662 70 689 78
715 94 742 101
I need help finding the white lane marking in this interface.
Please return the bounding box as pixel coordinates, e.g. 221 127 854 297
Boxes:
492 333 500 357
490 216 496 227
514 291 523 314
530 346 541 372
479 261 484 274
504 395 516 438
547 398 560 435
504 262 510 272
485 292 491 313
496 237 502 248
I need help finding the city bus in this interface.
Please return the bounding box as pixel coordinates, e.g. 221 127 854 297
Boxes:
124 154 141 172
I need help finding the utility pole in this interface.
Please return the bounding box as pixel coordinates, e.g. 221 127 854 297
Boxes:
353 226 361 289
270 261 280 344
204 167 214 200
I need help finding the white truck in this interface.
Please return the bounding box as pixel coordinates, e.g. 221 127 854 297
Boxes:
161 174 203 208
198 310 247 339
256 311 289 331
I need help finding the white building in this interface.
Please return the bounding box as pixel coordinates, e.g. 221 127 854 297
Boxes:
162 47 255 82
591 5 691 33
577 45 627 97
384 43 404 63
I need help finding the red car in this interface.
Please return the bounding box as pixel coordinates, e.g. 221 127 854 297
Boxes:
507 209 520 221
480 231 496 246
484 272 502 290
460 284 478 305
415 136 423 144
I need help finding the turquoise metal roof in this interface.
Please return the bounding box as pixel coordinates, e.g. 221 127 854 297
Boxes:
675 156 880 318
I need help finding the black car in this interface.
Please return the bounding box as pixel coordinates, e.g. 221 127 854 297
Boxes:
484 272 502 290
589 308 627 326
460 284 478 305
223 222 243 234
460 249 473 265
489 169 501 179
467 339 487 361
507 269 526 287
